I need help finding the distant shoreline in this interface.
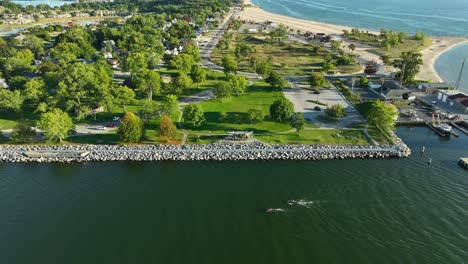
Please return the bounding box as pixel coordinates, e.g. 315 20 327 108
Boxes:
242 0 468 83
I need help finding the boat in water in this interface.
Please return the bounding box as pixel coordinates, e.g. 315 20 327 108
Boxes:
266 208 286 213
429 113 453 137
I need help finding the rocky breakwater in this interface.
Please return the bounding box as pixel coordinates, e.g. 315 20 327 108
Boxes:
0 139 411 163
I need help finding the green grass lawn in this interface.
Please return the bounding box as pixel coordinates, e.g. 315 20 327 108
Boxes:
371 37 432 59
212 33 361 76
188 81 292 133
187 134 226 144
0 119 17 130
256 129 371 145
66 132 120 145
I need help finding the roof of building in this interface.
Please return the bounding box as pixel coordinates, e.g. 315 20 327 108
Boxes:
420 82 450 89
439 89 463 96
448 93 468 107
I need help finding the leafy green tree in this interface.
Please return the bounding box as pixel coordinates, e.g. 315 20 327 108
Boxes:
183 103 205 127
213 81 231 100
359 77 369 86
265 71 285 89
330 40 341 52
8 75 27 90
138 101 159 123
247 108 264 124
54 27 95 59
170 53 195 74
269 24 287 43
117 112 145 143
158 115 177 140
235 42 252 61
134 69 161 101
50 42 81 62
270 97 294 123
171 73 193 93
35 102 48 113
309 72 327 88
325 104 346 118
322 61 336 72
23 78 46 103
255 60 273 76
380 55 391 65
294 112 305 132
367 100 398 131
37 108 74 142
227 74 248 96
124 51 147 76
221 54 237 74
112 85 135 111
190 64 206 86
22 35 44 59
11 121 36 143
393 50 423 84
0 38 17 58
55 62 113 118
0 89 24 112
398 32 407 43
162 94 178 117
3 49 34 77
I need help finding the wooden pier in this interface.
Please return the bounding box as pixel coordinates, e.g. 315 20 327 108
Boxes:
459 158 468 170
450 122 468 135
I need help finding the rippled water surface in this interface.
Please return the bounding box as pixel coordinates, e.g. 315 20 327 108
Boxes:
0 127 467 263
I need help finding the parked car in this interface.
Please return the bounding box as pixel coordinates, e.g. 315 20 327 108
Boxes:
314 106 321 111
106 124 117 128
113 116 121 121
313 90 320 94
68 129 77 135
345 106 356 113
96 126 107 130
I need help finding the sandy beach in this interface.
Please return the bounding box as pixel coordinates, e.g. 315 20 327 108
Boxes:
416 37 468 82
241 0 468 81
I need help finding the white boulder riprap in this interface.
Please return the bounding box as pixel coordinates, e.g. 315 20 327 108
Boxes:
0 138 411 163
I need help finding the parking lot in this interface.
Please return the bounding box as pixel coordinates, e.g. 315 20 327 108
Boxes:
283 83 365 128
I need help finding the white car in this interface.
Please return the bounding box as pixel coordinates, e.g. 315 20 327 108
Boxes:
113 116 121 121
96 126 107 130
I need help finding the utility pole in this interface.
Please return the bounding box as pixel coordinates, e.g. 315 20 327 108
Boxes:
455 58 465 90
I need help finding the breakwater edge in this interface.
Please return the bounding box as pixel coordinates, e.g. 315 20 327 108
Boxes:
0 135 411 163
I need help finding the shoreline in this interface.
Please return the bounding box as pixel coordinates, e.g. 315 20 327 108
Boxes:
0 140 411 163
242 0 468 82
417 37 468 82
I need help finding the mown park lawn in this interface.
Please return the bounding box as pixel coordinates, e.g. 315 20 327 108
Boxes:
190 81 292 133
212 33 361 76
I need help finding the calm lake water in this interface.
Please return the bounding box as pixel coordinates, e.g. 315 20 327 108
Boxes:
1 127 467 263
435 43 468 93
252 0 468 90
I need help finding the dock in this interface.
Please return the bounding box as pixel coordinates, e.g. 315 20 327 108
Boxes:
449 122 468 135
459 158 468 169
425 122 449 137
